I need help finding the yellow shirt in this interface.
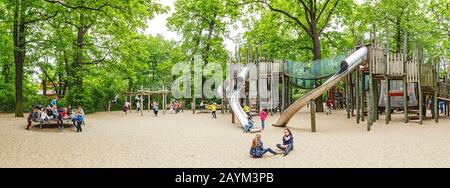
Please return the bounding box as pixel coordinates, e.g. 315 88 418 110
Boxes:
243 105 250 113
211 104 217 111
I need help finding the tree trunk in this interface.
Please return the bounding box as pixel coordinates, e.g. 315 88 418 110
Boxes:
13 0 25 117
42 77 47 96
396 18 401 53
204 19 216 66
2 41 11 83
74 16 86 88
311 29 324 112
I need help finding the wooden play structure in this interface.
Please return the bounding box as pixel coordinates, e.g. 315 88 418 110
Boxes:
120 86 170 116
229 29 446 132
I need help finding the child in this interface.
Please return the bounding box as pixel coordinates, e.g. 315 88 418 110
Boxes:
200 101 205 112
249 134 279 158
326 98 333 115
276 128 294 156
135 96 142 113
74 110 83 133
169 102 175 114
56 109 64 132
77 106 85 125
243 104 251 118
26 107 38 130
260 109 267 130
123 101 130 114
153 102 159 117
39 108 49 129
211 102 217 119
62 108 70 120
244 115 254 133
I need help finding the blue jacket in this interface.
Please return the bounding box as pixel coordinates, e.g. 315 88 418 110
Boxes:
76 114 84 123
249 140 264 158
282 135 293 145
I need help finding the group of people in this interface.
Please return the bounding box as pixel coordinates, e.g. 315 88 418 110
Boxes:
244 107 267 133
169 100 183 114
249 128 294 158
122 100 161 117
26 98 85 133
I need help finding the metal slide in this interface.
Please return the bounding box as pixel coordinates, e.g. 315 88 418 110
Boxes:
273 46 368 127
228 65 252 127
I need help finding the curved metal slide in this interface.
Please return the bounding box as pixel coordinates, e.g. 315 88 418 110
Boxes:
228 65 251 127
273 46 368 127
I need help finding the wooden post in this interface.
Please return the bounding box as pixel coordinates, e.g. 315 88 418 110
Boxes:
129 88 133 112
310 100 316 132
356 70 360 124
281 64 286 112
418 49 423 125
434 57 439 123
231 111 235 124
368 52 374 130
385 78 391 124
148 94 151 112
403 76 408 123
384 20 390 124
162 86 166 115
351 72 355 116
346 75 351 119
192 98 196 114
375 79 379 120
140 86 144 116
361 71 365 122
403 33 408 123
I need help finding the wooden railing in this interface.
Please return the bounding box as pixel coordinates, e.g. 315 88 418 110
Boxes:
439 83 450 98
371 43 385 74
387 53 404 76
406 61 418 83
420 64 435 87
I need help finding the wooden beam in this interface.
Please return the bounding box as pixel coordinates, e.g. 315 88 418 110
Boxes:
434 57 439 123
361 71 365 122
356 70 360 124
386 78 391 124
403 76 408 123
310 100 316 133
346 75 351 119
368 56 374 130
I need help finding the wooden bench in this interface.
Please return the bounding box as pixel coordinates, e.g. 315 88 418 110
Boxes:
32 119 74 129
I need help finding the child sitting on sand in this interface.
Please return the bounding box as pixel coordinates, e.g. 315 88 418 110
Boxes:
250 134 279 158
244 115 254 133
276 128 294 156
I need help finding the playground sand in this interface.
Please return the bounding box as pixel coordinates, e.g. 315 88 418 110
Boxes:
0 108 449 168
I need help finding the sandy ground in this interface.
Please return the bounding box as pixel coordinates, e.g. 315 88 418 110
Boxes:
0 107 449 168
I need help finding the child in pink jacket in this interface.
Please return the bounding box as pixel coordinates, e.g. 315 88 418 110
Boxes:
260 109 267 130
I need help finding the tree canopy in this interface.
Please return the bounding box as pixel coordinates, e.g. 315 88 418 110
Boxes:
0 0 448 114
